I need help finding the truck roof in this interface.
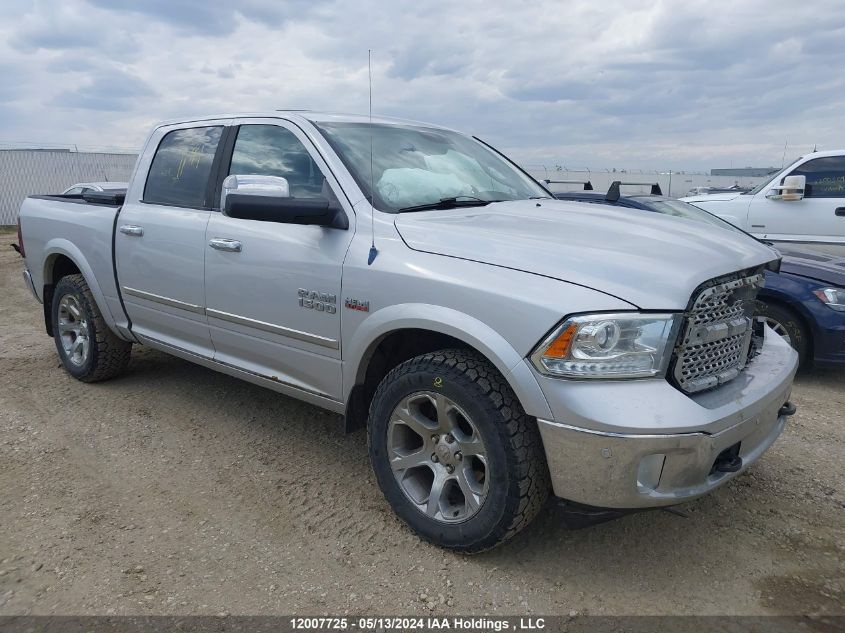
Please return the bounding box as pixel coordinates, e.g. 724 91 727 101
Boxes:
151 111 456 132
791 149 845 161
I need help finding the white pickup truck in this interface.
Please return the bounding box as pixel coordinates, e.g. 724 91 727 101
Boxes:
682 150 845 248
16 111 798 551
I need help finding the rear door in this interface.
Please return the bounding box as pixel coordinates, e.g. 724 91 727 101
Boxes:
748 155 845 246
203 118 355 400
115 120 230 356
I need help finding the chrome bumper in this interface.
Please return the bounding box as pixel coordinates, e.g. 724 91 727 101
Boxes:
535 328 798 509
22 268 40 302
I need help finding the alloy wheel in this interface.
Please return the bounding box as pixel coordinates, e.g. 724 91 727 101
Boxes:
58 294 90 366
761 316 792 346
387 391 489 523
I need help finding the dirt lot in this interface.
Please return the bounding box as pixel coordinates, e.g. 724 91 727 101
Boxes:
0 237 842 617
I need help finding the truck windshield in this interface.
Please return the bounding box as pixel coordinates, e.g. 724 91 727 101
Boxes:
314 121 550 212
745 172 780 195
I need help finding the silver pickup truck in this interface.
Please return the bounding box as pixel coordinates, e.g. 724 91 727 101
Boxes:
17 112 798 551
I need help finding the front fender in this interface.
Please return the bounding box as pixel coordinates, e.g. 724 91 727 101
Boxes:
343 303 552 420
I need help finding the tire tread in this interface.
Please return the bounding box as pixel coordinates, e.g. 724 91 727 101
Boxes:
370 348 550 552
54 274 131 382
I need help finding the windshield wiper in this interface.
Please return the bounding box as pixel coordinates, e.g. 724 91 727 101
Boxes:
397 196 499 213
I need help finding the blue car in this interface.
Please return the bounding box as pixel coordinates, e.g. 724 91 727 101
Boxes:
757 245 845 368
552 181 845 368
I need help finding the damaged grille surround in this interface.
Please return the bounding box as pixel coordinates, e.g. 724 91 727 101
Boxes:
672 269 766 394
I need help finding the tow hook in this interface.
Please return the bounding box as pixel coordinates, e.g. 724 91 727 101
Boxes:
779 401 797 418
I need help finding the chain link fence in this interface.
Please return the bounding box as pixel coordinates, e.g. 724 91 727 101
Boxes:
1 149 138 225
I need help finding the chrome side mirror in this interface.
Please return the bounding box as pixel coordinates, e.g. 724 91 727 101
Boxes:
220 174 290 209
766 174 805 201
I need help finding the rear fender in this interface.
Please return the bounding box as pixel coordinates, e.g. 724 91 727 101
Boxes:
42 239 120 335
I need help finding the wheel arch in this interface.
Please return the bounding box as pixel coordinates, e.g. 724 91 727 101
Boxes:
41 241 117 337
343 304 552 432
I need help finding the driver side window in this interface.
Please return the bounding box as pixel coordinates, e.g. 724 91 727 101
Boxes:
788 156 845 198
228 125 328 199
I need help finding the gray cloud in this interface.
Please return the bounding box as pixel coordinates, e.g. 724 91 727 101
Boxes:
52 69 157 112
0 0 843 170
86 0 324 35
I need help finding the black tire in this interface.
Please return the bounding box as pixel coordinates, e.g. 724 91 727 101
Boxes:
52 274 132 382
755 301 810 368
368 349 550 553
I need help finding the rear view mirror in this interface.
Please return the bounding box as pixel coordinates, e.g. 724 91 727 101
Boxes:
222 174 348 229
220 174 290 209
766 175 805 201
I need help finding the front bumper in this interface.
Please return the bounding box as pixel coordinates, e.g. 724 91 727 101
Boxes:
534 327 798 508
22 268 40 302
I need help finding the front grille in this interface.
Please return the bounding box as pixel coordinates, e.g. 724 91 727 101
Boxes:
672 270 765 394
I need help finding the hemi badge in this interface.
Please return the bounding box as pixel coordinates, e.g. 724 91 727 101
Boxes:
345 298 370 312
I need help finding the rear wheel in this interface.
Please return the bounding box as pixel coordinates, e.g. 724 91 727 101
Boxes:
52 274 132 382
755 301 810 368
368 349 549 552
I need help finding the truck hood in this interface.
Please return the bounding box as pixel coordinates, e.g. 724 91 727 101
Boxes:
394 199 779 309
680 192 745 203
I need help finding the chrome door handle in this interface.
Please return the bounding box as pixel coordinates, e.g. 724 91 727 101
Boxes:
119 225 144 237
209 238 242 252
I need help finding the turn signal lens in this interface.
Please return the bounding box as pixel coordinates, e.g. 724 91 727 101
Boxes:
543 323 578 358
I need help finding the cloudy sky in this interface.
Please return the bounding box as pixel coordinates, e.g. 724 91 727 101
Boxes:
1 0 844 171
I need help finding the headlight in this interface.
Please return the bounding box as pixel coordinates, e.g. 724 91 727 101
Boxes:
813 287 845 312
530 313 681 379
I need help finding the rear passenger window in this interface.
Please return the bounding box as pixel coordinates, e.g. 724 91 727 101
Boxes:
228 125 327 199
144 126 223 207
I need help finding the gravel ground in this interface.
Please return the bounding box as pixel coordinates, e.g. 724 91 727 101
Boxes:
0 238 842 616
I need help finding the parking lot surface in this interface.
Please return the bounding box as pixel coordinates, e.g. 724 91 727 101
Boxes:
0 240 842 616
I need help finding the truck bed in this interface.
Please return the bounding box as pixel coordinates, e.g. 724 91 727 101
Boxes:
18 193 128 336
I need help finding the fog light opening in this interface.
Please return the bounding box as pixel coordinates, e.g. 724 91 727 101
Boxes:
710 442 742 475
637 454 666 492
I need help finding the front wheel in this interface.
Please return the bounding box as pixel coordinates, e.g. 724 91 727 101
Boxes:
368 349 549 552
52 274 132 382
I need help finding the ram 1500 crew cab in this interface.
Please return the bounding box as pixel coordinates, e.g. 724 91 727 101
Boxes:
17 112 798 551
682 150 845 249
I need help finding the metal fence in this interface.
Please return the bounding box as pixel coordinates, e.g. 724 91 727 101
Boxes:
0 149 138 225
0 149 774 226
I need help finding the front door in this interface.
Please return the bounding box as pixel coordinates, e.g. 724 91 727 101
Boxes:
115 122 229 356
204 119 355 400
748 155 845 247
